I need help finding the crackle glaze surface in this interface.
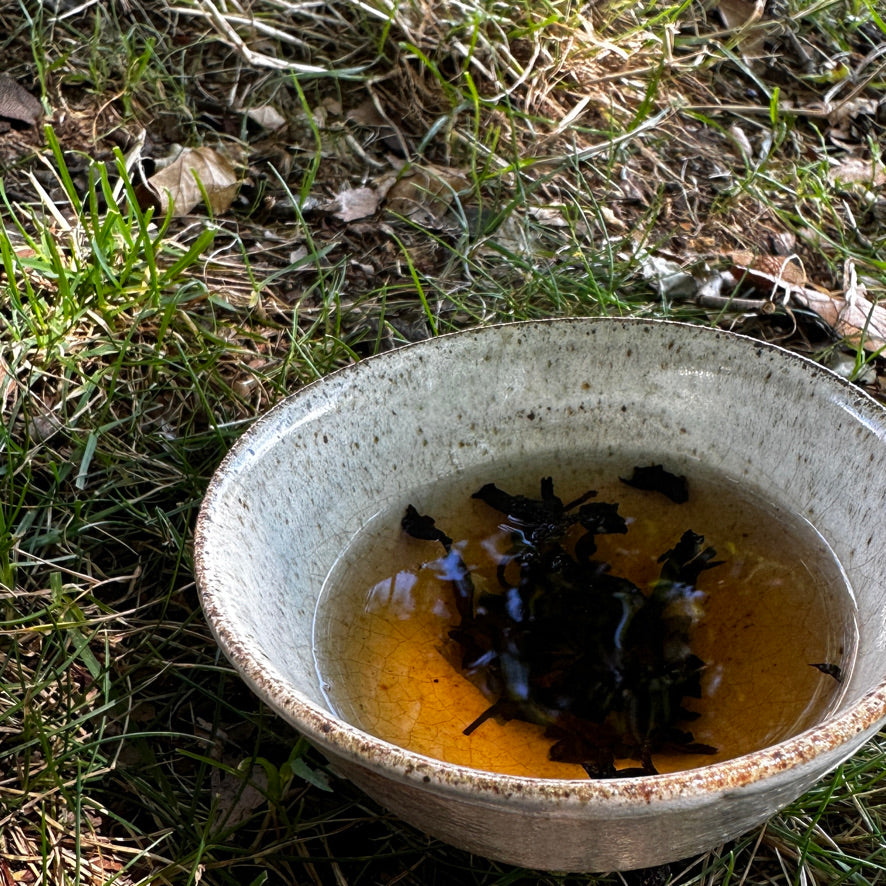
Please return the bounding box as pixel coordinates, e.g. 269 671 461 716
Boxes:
195 318 886 872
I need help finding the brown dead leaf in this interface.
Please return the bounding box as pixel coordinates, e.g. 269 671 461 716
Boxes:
246 105 286 131
792 261 886 351
793 289 886 351
332 185 381 222
214 764 269 834
826 98 884 144
141 147 240 216
385 165 470 226
347 98 387 127
0 75 42 126
88 854 123 874
729 251 807 293
346 98 405 155
828 158 886 187
717 0 764 29
716 0 766 58
727 124 753 161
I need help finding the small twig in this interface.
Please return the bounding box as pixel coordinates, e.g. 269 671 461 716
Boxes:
175 0 365 75
697 293 769 312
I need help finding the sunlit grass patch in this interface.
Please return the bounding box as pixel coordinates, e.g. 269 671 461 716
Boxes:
1 0 885 882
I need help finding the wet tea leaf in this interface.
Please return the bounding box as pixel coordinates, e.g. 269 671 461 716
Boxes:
810 662 843 682
621 464 689 503
404 471 720 777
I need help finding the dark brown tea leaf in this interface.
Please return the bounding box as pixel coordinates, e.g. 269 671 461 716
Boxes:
403 468 721 778
809 662 843 682
621 464 689 503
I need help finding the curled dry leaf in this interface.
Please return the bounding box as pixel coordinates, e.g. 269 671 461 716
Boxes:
140 146 240 217
246 105 286 131
528 205 570 228
717 0 764 29
347 98 387 127
641 254 697 299
0 75 42 126
213 764 269 835
720 252 885 351
332 185 381 222
716 0 766 58
828 158 886 187
728 251 807 294
825 98 885 143
385 164 470 226
793 288 886 352
727 124 753 161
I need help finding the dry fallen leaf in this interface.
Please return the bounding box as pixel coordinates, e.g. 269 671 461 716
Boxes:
0 75 42 126
716 0 767 57
246 105 286 131
728 251 807 294
0 857 16 886
717 0 763 29
794 289 886 352
141 146 240 216
792 261 886 351
828 158 886 187
727 124 753 161
528 205 570 228
640 254 697 299
826 97 884 143
213 764 269 834
385 164 470 227
332 185 381 222
347 97 387 127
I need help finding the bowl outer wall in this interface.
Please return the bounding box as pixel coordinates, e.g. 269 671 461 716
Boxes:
195 318 886 871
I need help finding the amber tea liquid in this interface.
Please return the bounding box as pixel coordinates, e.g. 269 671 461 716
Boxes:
313 459 856 778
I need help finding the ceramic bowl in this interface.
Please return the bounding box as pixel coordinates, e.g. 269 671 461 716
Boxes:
195 319 886 872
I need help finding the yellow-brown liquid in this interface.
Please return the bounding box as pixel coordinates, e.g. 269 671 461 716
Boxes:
314 460 856 778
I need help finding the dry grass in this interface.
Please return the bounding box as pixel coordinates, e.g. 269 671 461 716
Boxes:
1 0 885 882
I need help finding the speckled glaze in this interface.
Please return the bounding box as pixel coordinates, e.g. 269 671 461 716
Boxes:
194 319 886 872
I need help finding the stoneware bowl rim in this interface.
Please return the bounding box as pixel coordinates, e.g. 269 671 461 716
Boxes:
195 316 886 814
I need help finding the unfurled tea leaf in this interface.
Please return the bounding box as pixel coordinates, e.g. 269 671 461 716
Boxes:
403 469 720 778
657 529 723 585
620 464 689 503
402 504 452 548
809 662 843 683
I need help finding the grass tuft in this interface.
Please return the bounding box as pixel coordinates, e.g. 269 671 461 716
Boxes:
1 0 885 882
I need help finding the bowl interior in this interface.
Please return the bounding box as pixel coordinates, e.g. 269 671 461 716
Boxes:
196 319 886 778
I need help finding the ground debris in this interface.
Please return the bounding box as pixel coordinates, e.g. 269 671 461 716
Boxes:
0 75 42 127
791 260 886 352
384 164 471 227
137 145 241 216
331 184 385 222
1 0 885 878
